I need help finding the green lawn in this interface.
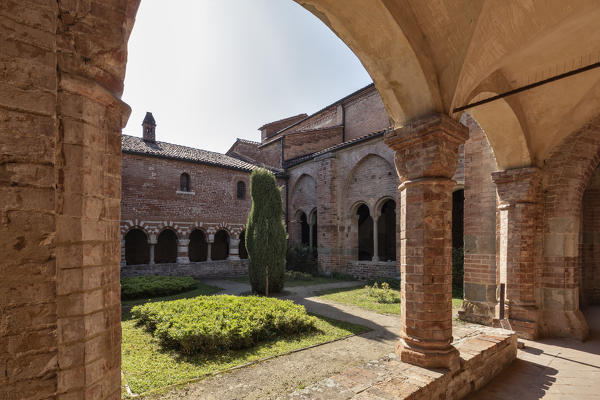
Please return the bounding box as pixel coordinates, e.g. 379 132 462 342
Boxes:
316 286 463 315
121 313 368 397
227 275 355 287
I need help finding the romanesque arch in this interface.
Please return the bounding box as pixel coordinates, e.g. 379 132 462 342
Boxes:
376 198 396 262
124 228 149 265
188 229 208 262
290 173 317 217
212 230 230 261
155 228 178 264
343 153 396 213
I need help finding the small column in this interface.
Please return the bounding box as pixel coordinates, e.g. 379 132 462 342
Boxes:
309 223 314 251
228 237 240 260
207 233 214 261
492 167 541 339
372 217 379 262
177 239 190 264
385 113 468 371
149 235 157 265
120 238 126 266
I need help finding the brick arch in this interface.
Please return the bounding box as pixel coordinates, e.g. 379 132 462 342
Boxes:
290 173 317 218
538 114 600 339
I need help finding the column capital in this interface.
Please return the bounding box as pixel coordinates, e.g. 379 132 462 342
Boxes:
492 167 541 206
384 113 469 181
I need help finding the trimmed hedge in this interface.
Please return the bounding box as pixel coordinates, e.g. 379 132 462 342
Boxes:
131 295 317 354
121 276 198 300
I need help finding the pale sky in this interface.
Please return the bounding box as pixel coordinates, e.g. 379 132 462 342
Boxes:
122 0 372 153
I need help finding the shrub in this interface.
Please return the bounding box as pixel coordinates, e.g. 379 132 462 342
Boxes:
131 295 317 354
121 276 198 300
285 270 313 281
452 247 464 298
246 168 287 294
365 282 401 304
367 277 400 290
286 244 318 276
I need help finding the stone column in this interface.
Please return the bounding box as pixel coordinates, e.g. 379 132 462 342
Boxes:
177 239 190 264
149 235 156 265
207 234 214 261
121 238 126 266
228 237 240 260
492 167 541 339
309 222 314 251
385 114 468 371
372 217 380 262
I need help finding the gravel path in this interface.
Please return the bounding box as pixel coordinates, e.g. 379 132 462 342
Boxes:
155 280 479 400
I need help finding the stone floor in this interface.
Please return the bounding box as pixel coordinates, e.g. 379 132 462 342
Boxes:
467 306 600 400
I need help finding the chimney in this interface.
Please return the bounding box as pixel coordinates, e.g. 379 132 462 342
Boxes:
142 112 156 142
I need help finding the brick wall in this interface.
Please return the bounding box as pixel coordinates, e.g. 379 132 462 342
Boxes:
121 153 251 223
256 140 283 169
284 127 343 160
343 87 390 141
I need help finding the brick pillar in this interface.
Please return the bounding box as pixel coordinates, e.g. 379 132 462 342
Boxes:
492 167 541 339
148 235 156 265
385 114 468 371
316 153 340 274
458 117 499 326
177 239 190 264
228 237 240 260
372 217 380 262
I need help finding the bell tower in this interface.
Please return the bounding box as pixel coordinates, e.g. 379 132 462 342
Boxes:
142 112 156 142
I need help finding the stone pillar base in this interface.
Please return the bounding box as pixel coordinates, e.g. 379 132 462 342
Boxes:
458 300 496 326
177 257 190 264
539 310 589 341
395 339 460 371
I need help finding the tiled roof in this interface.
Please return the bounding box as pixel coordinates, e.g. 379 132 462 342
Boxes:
122 134 258 172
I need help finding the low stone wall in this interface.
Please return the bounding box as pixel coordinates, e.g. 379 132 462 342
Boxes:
290 327 517 399
347 261 399 279
121 259 249 279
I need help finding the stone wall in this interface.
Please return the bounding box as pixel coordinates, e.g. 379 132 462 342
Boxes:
347 261 399 279
121 260 248 279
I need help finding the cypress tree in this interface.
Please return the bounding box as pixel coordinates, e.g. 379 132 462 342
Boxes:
246 168 287 294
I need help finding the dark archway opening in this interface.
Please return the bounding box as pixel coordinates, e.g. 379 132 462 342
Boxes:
155 229 177 264
357 204 373 261
189 229 208 262
125 229 149 265
310 211 318 251
239 230 248 259
452 189 465 297
582 167 600 307
378 200 396 261
300 212 310 246
212 230 229 260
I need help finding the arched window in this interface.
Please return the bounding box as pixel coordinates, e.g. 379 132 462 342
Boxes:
180 173 190 192
124 229 149 265
357 204 373 261
377 200 396 261
237 181 246 199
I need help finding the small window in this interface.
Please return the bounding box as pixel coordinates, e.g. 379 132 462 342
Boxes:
237 181 246 200
180 173 190 192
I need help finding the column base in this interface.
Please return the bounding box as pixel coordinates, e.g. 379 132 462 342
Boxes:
227 255 240 260
539 310 589 341
395 338 460 371
177 257 190 264
458 300 496 326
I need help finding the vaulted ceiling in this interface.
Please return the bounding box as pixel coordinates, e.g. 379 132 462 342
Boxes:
297 0 600 169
